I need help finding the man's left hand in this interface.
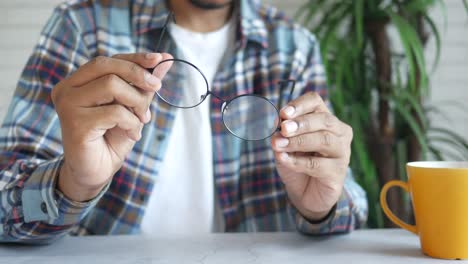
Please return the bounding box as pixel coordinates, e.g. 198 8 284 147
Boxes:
271 92 353 221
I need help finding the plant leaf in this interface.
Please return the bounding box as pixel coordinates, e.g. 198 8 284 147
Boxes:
387 9 429 93
428 136 468 160
428 145 444 161
405 0 434 13
296 0 327 27
429 127 468 150
354 0 364 47
393 99 429 158
423 14 441 72
386 10 417 92
391 86 428 130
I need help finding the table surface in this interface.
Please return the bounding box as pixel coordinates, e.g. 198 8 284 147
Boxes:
0 229 464 264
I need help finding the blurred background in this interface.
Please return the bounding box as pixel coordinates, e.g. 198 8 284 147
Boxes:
0 0 467 228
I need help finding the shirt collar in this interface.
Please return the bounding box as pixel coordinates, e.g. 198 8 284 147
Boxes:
132 0 268 49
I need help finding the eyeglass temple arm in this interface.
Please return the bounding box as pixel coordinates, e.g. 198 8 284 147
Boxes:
276 79 296 111
155 12 176 52
147 12 176 73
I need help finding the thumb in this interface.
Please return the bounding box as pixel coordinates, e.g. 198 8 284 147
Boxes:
151 53 174 79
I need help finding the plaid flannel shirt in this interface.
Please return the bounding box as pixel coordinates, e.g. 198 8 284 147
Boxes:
0 0 367 243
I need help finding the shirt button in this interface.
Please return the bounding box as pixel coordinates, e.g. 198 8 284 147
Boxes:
41 202 48 214
157 134 165 141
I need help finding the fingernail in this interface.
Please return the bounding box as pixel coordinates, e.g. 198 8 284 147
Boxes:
155 53 162 61
145 53 157 60
129 130 140 141
282 106 295 117
283 120 298 133
133 132 141 142
276 138 289 148
145 108 151 122
145 71 161 86
279 152 289 161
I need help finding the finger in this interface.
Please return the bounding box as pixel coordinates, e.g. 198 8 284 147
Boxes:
280 91 330 120
271 131 343 158
85 104 142 141
151 53 174 79
275 151 347 178
280 112 347 138
67 56 162 92
70 74 152 123
112 53 163 69
113 52 173 78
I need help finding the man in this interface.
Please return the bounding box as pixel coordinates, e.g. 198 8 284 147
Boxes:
0 0 367 243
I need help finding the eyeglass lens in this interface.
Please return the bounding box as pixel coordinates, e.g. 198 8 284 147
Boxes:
155 59 207 108
222 95 279 140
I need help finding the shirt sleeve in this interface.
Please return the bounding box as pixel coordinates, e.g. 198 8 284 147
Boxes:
0 5 104 244
286 27 368 235
289 169 368 235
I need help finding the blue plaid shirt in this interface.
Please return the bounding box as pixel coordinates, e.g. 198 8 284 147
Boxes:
0 0 367 243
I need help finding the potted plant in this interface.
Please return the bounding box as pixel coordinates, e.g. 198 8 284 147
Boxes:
297 0 468 228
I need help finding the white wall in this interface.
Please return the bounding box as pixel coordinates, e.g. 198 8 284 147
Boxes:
1 0 467 145
425 1 468 146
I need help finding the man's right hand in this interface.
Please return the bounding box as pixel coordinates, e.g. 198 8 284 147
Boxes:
51 53 172 202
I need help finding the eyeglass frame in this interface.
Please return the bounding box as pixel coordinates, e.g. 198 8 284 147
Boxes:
147 12 297 141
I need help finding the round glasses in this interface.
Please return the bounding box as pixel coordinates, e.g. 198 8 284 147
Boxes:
150 58 295 141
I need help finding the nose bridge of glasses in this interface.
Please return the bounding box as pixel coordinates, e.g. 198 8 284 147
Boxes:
206 91 225 102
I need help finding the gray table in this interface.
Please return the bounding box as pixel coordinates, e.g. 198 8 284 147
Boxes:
0 229 463 263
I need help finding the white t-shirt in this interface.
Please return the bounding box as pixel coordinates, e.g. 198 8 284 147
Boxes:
140 18 235 235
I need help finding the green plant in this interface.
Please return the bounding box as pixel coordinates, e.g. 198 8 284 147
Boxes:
297 0 468 228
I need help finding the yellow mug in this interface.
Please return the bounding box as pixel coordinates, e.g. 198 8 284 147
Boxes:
380 161 468 259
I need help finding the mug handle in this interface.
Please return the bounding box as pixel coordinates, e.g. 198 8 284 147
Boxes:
380 180 417 234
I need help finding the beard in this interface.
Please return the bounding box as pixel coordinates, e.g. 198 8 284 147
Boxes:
188 0 233 10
